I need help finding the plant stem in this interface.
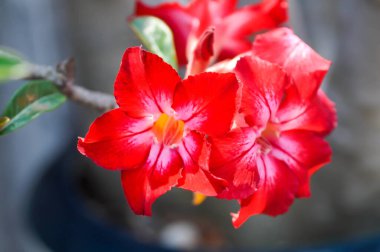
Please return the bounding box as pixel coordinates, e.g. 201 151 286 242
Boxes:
25 59 117 112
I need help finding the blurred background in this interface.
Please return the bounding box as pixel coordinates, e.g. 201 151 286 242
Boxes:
1 0 380 251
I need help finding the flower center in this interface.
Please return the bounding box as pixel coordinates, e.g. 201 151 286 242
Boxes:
257 123 280 155
261 123 280 140
152 113 185 146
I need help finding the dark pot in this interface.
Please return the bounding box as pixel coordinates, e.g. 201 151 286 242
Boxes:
28 146 175 252
28 147 380 252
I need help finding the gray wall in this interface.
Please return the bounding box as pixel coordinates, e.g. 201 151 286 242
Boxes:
1 0 380 250
0 0 70 251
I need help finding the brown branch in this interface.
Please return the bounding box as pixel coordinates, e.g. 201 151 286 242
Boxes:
25 59 117 112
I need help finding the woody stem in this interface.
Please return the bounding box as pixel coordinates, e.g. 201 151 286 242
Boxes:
24 59 117 112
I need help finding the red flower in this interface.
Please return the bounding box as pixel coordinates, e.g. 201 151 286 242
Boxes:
78 47 239 215
209 28 337 228
134 0 288 65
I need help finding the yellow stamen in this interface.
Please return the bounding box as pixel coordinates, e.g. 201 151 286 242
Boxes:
192 192 207 206
152 113 185 146
261 122 280 140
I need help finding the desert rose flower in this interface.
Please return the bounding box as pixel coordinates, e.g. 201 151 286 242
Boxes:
133 0 288 66
78 47 239 215
209 28 337 228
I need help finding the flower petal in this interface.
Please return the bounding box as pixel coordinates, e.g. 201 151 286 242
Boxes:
186 27 215 76
77 109 153 170
252 27 331 100
232 155 298 228
208 0 238 18
121 144 182 215
216 39 252 63
206 52 251 73
277 88 337 135
209 127 260 199
173 72 239 137
135 0 288 65
235 55 289 129
215 0 288 61
114 47 181 117
271 130 332 197
177 131 227 196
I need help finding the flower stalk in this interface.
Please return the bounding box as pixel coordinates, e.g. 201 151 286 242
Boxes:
25 59 117 112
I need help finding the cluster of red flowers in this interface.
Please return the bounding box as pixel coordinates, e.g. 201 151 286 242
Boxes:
78 0 337 228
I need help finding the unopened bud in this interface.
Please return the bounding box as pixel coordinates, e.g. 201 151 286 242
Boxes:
0 116 10 130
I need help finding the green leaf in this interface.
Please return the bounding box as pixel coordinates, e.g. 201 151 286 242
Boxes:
0 80 66 135
129 16 178 70
0 47 31 82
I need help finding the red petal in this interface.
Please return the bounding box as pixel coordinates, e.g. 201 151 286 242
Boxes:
232 155 298 228
172 72 239 137
235 55 289 129
135 0 288 64
206 51 251 73
177 131 227 196
135 1 194 65
209 128 260 199
121 144 182 215
215 0 288 61
277 88 337 135
186 27 215 76
216 39 252 63
185 0 238 57
263 0 289 24
77 109 153 170
252 27 331 101
208 0 238 18
271 130 332 197
114 47 181 117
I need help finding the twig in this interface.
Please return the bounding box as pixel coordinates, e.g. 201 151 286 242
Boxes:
25 59 117 112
